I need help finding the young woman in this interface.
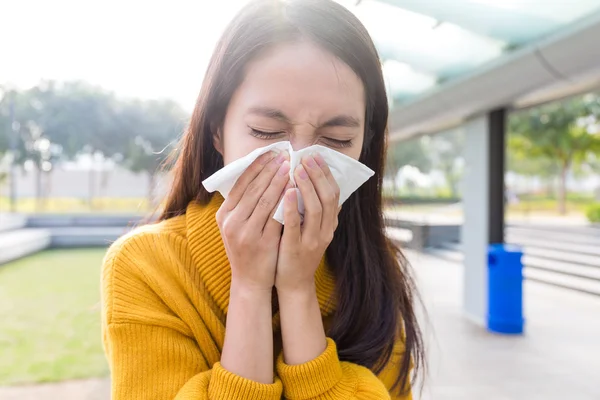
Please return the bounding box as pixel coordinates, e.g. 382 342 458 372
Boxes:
101 0 424 398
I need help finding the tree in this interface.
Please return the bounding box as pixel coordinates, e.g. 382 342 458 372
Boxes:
0 87 17 191
119 99 187 206
0 81 190 209
3 84 68 209
35 81 123 158
427 129 465 197
385 136 432 195
507 133 561 197
17 81 129 207
509 96 600 214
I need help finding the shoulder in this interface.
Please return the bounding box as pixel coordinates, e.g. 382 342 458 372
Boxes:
101 214 188 323
103 214 187 271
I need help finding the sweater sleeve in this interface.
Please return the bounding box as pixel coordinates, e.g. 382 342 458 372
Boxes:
101 238 283 400
276 338 412 400
104 322 282 400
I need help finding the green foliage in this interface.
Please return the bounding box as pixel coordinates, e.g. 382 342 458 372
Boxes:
0 86 14 157
0 81 189 168
509 95 600 165
119 99 187 175
385 129 464 197
586 203 600 223
385 136 432 178
508 93 600 213
0 81 189 205
426 129 465 197
507 133 560 178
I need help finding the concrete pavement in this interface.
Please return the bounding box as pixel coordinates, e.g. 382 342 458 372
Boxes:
1 251 599 399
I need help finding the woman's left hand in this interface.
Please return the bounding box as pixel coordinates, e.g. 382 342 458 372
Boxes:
275 152 340 293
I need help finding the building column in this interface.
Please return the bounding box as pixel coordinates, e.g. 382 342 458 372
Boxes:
461 108 506 324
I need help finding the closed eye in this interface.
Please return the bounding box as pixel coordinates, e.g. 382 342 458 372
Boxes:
249 128 285 140
322 137 353 148
250 127 353 148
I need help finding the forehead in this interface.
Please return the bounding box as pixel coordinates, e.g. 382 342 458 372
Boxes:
233 41 366 121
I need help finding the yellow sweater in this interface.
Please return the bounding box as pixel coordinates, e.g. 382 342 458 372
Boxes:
101 195 410 400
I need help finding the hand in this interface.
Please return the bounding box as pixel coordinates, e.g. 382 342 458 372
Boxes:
275 152 340 294
216 150 290 292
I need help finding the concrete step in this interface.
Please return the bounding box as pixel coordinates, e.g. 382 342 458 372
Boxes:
525 268 600 297
440 241 600 267
507 236 600 257
48 227 132 247
26 214 144 228
524 256 600 281
385 227 413 245
522 247 600 268
438 241 461 252
508 224 600 236
0 229 51 265
507 228 600 247
0 214 27 232
426 247 600 296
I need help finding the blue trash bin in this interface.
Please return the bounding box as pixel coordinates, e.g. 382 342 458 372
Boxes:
487 244 525 334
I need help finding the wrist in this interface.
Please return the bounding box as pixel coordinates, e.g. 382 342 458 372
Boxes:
230 279 273 302
276 280 327 366
276 280 317 303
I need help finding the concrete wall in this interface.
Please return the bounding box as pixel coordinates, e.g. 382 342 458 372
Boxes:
0 166 171 199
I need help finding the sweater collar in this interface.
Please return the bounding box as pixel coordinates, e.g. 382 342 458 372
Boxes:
185 194 337 318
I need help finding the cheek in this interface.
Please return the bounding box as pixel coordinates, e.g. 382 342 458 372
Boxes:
345 136 364 161
222 133 258 166
221 121 273 165
332 146 361 161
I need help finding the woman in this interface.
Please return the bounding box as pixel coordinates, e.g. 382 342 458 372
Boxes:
101 0 424 399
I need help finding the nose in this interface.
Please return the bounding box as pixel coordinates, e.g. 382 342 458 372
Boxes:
289 130 317 151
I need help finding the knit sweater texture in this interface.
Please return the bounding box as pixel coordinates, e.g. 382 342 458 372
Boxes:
101 194 411 399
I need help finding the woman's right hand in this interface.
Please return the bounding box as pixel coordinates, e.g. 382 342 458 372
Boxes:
216 150 290 292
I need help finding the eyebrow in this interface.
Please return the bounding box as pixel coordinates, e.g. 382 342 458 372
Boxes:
248 107 291 123
248 106 360 129
321 115 361 128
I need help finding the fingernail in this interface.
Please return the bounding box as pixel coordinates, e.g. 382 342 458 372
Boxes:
275 152 286 165
304 155 317 168
261 150 279 165
296 164 308 180
286 189 297 201
278 160 290 176
314 152 326 167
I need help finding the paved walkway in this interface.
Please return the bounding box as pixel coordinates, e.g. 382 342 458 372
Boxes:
412 251 600 400
0 378 109 400
1 251 599 399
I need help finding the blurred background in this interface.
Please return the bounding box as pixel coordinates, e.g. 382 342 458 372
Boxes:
1 1 600 399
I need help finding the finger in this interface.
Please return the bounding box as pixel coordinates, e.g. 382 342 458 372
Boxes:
223 150 278 212
314 152 342 230
282 188 301 243
294 164 321 237
302 154 337 231
235 151 288 220
248 160 290 231
313 152 340 204
263 180 293 239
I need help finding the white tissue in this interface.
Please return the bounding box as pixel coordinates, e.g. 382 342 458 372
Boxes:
202 141 374 224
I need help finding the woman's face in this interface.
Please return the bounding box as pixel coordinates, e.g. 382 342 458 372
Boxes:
217 40 366 165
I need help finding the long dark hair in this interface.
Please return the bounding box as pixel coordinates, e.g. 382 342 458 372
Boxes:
160 0 424 394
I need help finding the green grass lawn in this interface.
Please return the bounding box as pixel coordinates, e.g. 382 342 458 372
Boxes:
0 249 109 385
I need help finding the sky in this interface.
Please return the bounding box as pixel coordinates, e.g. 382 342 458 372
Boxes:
3 0 599 112
0 0 478 111
1 0 252 110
